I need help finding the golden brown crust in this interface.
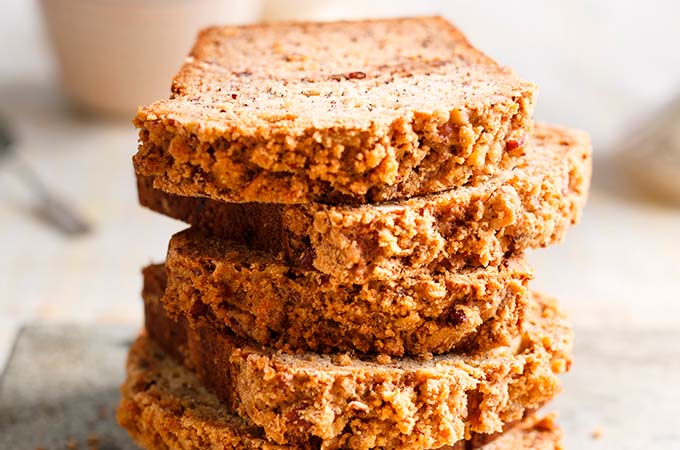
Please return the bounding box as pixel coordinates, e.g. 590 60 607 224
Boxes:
137 124 591 284
118 334 563 450
141 275 572 450
133 17 536 204
160 228 532 356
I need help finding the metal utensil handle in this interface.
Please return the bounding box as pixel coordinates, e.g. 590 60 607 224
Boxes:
14 160 91 235
0 115 91 236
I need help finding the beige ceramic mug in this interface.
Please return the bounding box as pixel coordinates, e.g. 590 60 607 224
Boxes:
39 0 262 117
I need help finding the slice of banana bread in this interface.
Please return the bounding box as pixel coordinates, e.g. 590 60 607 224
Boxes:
159 228 532 356
142 272 571 450
133 17 537 204
118 334 563 450
138 124 591 284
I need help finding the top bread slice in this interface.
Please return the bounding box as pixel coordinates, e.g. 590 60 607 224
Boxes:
133 17 536 204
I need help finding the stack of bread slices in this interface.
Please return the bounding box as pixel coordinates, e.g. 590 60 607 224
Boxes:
118 17 592 450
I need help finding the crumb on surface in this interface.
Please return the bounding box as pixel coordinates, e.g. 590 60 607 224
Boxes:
87 432 100 450
97 405 110 420
533 412 559 432
591 427 603 439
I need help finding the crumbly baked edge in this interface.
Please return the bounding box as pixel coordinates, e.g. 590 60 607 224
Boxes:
229 293 571 449
133 90 535 204
306 124 591 281
161 229 533 356
142 279 572 450
117 334 563 450
136 124 591 284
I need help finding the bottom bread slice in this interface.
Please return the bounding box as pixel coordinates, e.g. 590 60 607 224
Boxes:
117 334 564 450
141 268 572 450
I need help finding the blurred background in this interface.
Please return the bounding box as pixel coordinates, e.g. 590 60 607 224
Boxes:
1 0 679 372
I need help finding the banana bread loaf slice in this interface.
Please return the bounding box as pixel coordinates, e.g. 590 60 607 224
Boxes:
118 334 564 450
142 272 571 450
159 228 532 356
138 124 591 284
133 17 536 204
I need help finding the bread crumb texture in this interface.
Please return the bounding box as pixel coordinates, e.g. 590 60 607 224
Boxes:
136 274 572 450
155 229 532 356
137 124 591 283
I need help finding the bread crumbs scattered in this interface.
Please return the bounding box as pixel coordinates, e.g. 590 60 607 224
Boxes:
87 432 100 450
